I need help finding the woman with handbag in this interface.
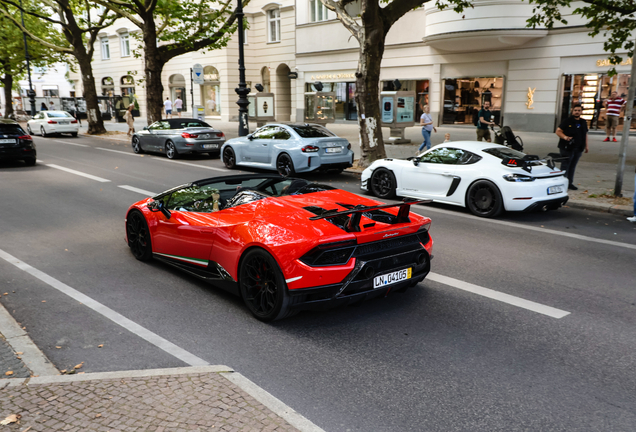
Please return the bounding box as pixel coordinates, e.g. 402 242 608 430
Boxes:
556 104 588 190
124 104 135 136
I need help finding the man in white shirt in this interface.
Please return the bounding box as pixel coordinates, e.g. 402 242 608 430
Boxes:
173 97 183 118
164 97 173 119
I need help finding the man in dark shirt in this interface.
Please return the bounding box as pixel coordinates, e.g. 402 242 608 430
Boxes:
476 101 495 142
556 104 588 190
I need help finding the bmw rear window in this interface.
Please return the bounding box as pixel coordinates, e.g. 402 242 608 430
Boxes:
47 112 74 118
291 125 335 138
171 121 211 129
0 124 25 135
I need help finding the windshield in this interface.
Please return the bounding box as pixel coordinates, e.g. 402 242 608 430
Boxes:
291 125 335 138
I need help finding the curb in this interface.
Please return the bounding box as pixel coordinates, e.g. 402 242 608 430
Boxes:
0 303 58 377
78 133 130 142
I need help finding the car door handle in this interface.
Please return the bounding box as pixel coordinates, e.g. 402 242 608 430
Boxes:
441 172 453 177
262 143 268 146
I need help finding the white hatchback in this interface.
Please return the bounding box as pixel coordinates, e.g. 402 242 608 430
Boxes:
27 111 79 137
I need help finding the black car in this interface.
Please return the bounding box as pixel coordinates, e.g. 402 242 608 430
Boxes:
0 119 36 166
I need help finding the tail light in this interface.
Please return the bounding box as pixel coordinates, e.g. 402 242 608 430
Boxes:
216 132 224 137
416 223 431 245
181 132 199 139
71 120 78 124
47 120 57 124
302 145 319 153
18 135 33 141
300 239 357 266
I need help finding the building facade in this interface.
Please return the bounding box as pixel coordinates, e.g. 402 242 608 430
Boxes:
71 0 632 133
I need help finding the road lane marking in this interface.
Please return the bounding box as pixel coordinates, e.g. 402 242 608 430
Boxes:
51 139 88 147
97 147 140 156
45 164 111 182
156 158 229 172
0 248 209 367
427 272 570 319
408 206 636 251
118 185 157 196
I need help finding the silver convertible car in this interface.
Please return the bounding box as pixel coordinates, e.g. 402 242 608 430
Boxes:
131 118 225 159
221 123 354 175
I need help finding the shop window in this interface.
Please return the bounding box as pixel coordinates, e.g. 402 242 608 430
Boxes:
102 77 114 97
169 74 187 112
268 9 281 42
120 33 130 57
120 75 135 97
43 89 59 97
442 77 502 125
201 66 221 116
101 37 110 60
310 0 328 22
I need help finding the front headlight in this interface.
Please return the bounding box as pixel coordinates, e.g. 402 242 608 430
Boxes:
503 173 535 182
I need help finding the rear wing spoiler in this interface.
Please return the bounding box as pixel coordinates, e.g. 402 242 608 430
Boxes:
501 155 540 173
309 199 431 232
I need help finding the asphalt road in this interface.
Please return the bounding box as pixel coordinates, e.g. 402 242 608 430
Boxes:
1 133 635 431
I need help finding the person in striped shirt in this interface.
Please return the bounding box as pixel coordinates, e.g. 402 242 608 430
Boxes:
603 91 626 142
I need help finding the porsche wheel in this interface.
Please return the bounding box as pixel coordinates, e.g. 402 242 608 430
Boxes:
370 168 397 199
132 136 144 154
276 153 295 176
239 249 296 322
165 141 178 159
126 210 153 261
223 147 236 169
40 126 48 137
466 180 503 218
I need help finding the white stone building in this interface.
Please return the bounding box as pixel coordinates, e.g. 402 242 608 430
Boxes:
71 0 633 132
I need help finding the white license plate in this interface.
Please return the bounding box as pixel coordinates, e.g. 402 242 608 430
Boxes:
373 268 412 289
0 139 16 144
58 121 69 125
202 144 218 149
548 185 564 195
325 147 342 153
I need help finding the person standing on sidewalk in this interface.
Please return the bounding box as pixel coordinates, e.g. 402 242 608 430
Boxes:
174 96 183 118
418 105 436 152
476 101 495 142
124 104 135 136
556 104 588 190
604 91 626 142
164 97 173 119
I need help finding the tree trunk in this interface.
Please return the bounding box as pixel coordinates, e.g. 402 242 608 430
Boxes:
355 12 387 167
143 20 165 125
1 73 14 119
76 51 106 134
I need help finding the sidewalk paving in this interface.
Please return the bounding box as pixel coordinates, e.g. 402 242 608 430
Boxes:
81 118 636 217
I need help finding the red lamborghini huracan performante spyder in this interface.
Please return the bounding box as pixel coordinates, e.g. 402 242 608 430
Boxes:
125 174 433 321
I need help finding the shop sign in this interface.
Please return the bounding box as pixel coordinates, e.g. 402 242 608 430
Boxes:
597 58 632 67
310 73 355 81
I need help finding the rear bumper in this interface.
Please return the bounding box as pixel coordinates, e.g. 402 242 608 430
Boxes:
0 147 36 160
522 196 569 212
178 140 224 154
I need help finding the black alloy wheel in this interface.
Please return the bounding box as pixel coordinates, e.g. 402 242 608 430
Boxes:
165 141 178 159
370 168 397 199
239 249 296 321
126 210 153 261
466 180 503 218
132 136 144 154
276 153 295 176
40 126 48 137
223 147 236 169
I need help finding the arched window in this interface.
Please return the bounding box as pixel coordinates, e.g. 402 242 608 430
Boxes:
169 74 187 112
201 66 221 116
101 77 114 96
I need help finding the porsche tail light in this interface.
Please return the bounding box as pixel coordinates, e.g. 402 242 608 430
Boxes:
302 145 319 153
71 119 78 123
181 132 199 139
47 120 57 124
300 240 357 267
216 132 225 137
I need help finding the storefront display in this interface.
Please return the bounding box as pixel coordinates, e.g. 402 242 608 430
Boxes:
442 77 503 125
201 66 221 117
305 82 356 120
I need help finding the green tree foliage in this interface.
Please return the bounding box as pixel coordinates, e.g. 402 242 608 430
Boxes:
527 0 636 72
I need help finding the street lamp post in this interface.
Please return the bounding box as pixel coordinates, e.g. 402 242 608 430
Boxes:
19 0 36 117
234 0 250 136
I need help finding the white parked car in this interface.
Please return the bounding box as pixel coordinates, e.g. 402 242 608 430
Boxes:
361 142 569 218
27 111 79 137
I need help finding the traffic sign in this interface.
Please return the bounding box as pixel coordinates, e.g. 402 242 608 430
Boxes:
192 64 204 85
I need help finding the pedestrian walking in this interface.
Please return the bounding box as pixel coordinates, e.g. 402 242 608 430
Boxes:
49 100 55 111
40 102 48 111
628 167 636 223
556 104 588 190
164 97 173 119
476 101 495 142
603 91 626 142
444 133 451 143
124 104 135 136
73 103 82 126
174 96 183 118
418 104 436 152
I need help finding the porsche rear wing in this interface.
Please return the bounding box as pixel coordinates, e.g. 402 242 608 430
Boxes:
308 199 431 232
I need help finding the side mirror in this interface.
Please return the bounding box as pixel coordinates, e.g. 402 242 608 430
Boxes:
247 134 253 141
412 157 420 166
147 200 171 219
143 126 148 131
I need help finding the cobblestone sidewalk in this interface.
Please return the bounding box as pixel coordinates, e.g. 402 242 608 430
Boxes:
0 367 301 432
